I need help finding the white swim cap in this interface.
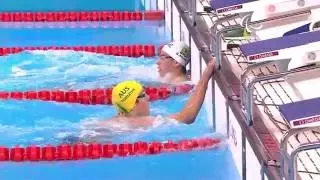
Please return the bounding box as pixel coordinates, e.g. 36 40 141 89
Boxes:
161 41 191 67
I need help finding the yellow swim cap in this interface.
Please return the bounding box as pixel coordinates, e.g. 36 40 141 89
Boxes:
112 80 143 113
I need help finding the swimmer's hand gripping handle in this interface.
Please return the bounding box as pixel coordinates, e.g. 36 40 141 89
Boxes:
169 58 216 124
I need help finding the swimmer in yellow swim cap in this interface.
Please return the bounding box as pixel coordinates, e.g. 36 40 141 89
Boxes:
112 80 150 116
106 57 216 128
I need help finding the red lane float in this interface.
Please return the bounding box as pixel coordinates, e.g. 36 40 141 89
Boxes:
0 45 157 57
143 11 165 20
0 137 221 162
0 11 164 22
0 86 172 105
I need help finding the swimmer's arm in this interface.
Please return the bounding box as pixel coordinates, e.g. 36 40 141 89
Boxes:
169 58 216 124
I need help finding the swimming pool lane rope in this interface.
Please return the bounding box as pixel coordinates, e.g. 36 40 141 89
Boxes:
0 137 222 162
0 44 160 57
0 84 194 105
0 11 164 22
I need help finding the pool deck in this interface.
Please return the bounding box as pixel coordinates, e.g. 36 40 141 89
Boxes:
174 0 320 179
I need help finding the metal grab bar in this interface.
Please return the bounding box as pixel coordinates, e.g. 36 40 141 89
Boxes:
288 142 320 180
241 62 320 126
211 9 311 70
213 24 243 69
280 127 320 180
242 70 286 126
240 62 320 179
240 59 291 126
240 60 283 111
191 0 196 26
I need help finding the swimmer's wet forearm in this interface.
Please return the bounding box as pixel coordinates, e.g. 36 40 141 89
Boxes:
169 57 216 124
175 84 208 124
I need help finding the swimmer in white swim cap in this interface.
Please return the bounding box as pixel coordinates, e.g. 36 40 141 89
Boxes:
157 41 191 84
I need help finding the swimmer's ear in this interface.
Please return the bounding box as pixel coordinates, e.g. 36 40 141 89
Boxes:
172 61 181 68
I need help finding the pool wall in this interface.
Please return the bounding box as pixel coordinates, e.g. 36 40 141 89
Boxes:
164 0 274 179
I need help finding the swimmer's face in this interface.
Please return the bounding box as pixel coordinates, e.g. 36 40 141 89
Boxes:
134 90 150 116
156 51 178 77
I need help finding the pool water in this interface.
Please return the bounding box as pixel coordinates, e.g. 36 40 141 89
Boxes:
0 50 240 180
0 50 212 146
0 1 240 179
0 22 169 47
1 146 237 180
